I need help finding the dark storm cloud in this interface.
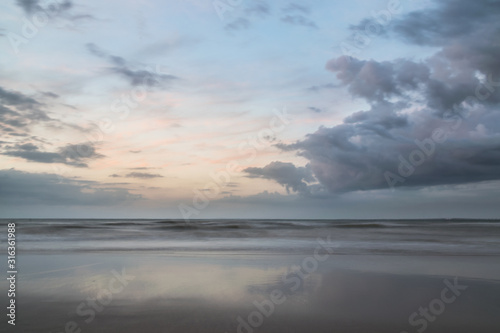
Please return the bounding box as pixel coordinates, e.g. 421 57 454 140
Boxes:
326 57 433 103
244 161 316 195
125 172 163 179
389 0 500 85
257 0 500 194
86 43 178 88
2 142 104 167
391 0 500 46
0 169 140 206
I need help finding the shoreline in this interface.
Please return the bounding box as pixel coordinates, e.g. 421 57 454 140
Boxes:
2 251 499 332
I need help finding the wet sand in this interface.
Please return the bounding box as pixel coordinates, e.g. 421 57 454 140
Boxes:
2 252 500 332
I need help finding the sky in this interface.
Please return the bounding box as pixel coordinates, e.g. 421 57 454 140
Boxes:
0 0 499 219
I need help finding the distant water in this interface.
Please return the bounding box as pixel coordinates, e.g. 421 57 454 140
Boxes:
3 219 500 255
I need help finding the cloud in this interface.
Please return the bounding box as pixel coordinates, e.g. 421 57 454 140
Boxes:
15 0 94 26
224 1 270 31
307 83 338 92
390 0 500 46
0 169 140 206
245 1 270 17
125 172 163 179
224 2 316 31
0 86 42 109
244 161 316 195
0 86 95 138
40 91 59 99
0 86 54 136
224 18 251 31
283 3 310 14
16 0 71 15
281 15 317 29
256 0 500 194
86 43 178 88
2 142 104 167
16 142 38 151
308 107 323 113
280 3 317 29
137 36 199 57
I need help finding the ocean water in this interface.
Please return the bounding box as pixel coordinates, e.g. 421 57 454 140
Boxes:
4 218 500 255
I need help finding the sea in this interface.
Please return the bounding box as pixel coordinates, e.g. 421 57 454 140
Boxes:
6 218 500 255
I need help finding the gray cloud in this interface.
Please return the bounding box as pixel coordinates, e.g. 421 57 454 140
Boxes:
2 142 104 167
245 1 270 17
15 0 94 25
308 107 323 113
391 0 500 46
125 172 163 179
224 2 316 31
0 86 42 109
16 0 71 15
16 142 38 151
0 169 140 206
16 0 96 28
244 161 316 195
224 18 251 31
283 3 310 14
0 86 53 137
86 43 178 88
281 3 317 29
224 1 270 31
281 15 317 29
138 37 199 57
40 91 59 99
257 0 500 194
0 86 95 138
307 83 338 92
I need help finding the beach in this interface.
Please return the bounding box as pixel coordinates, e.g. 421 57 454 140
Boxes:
2 219 500 332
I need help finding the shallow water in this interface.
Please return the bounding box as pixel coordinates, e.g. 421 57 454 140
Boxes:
1 219 500 332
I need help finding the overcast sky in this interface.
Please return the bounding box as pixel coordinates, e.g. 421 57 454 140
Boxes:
1 0 499 219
